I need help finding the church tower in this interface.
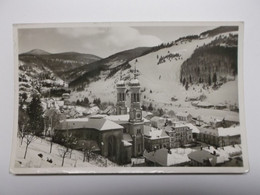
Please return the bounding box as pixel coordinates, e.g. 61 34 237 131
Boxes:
128 68 144 157
129 68 143 122
116 75 127 115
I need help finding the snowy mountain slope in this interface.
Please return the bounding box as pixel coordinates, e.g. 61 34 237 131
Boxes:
68 47 153 87
19 50 101 81
70 34 215 102
69 31 239 122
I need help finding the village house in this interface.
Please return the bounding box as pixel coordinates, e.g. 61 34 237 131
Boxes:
196 101 214 109
143 148 193 166
143 126 170 152
223 115 240 127
188 144 242 166
188 149 220 166
175 112 192 122
150 116 166 128
164 122 193 148
215 103 227 110
197 125 241 147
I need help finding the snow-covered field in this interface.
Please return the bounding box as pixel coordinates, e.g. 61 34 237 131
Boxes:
15 137 118 168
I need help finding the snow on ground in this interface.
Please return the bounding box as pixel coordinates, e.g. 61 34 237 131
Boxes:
207 80 238 105
15 137 118 168
70 33 239 121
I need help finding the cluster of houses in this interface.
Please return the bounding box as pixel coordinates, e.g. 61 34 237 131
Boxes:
42 71 242 167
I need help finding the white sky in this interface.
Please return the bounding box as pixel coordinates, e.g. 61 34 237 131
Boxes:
18 25 215 58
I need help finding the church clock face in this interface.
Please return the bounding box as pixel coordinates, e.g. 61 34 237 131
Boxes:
136 112 141 119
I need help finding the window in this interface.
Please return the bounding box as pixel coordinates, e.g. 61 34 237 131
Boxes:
138 144 141 152
137 93 140 102
137 129 141 134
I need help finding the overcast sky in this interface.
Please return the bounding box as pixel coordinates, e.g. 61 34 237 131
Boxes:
18 25 215 58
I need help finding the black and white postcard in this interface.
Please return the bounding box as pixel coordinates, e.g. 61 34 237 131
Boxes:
10 22 249 174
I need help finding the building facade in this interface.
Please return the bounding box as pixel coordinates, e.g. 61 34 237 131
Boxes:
143 126 170 152
196 126 241 147
165 122 193 148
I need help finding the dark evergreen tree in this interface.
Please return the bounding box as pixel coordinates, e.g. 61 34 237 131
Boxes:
158 108 164 116
93 98 101 106
182 78 186 86
26 95 44 136
185 82 189 90
148 103 153 111
208 75 212 86
213 72 217 84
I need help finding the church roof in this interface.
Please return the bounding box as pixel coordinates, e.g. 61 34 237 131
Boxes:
129 79 140 86
123 133 133 142
56 117 123 131
105 114 149 124
116 80 125 86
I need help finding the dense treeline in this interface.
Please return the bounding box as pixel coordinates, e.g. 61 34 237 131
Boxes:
180 34 238 88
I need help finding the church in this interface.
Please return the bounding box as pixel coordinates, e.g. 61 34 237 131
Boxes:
55 70 147 165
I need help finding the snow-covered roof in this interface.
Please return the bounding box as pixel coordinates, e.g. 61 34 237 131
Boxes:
199 127 218 136
217 126 240 137
215 103 226 107
176 112 192 118
200 126 240 137
198 145 242 164
224 115 240 122
143 126 169 140
57 117 123 131
197 102 214 107
142 111 153 117
123 133 133 142
188 150 217 164
200 115 224 124
122 140 132 147
84 106 100 115
116 80 125 86
105 114 149 124
185 123 200 134
42 79 54 84
164 123 191 133
150 116 165 122
129 79 140 86
143 148 193 166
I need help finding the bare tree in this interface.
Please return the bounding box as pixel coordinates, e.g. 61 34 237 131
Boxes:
78 140 97 162
45 109 63 153
58 131 78 167
23 131 37 159
18 108 29 146
18 106 38 159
